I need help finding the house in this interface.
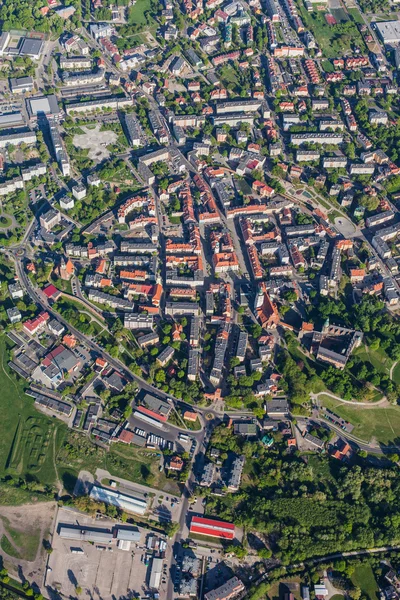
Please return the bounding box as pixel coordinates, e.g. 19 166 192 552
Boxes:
169 456 184 471
7 307 22 324
266 399 289 418
23 312 50 335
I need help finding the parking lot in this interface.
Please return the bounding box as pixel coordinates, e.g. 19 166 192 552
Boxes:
47 507 150 600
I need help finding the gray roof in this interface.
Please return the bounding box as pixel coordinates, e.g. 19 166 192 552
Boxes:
28 94 60 117
20 38 44 57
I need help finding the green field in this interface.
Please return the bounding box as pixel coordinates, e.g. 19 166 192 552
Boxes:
320 394 400 445
0 335 67 488
392 361 400 385
351 564 379 600
295 0 365 58
354 344 394 377
347 7 365 23
128 0 155 28
57 431 181 494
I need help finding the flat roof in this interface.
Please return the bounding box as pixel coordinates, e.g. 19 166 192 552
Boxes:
27 94 60 117
375 20 400 42
20 38 44 57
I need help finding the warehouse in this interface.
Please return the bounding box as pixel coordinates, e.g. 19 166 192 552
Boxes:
89 485 148 515
149 557 163 590
58 525 114 543
189 516 235 540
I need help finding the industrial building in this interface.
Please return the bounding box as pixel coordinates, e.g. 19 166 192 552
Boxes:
89 485 148 515
189 516 235 540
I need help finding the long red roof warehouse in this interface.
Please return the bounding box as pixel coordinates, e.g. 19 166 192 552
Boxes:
190 516 235 539
136 405 168 422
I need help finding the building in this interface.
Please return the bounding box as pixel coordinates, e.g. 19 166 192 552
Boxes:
189 516 235 540
40 208 61 231
27 94 60 120
90 485 147 515
204 577 245 600
290 133 343 145
9 76 34 94
23 311 50 335
157 345 175 366
375 20 400 44
7 307 22 324
49 119 70 176
20 38 44 60
149 557 163 590
267 399 289 418
227 455 245 491
0 129 36 148
90 23 114 39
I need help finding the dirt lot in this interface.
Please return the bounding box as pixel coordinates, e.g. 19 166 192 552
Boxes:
46 507 151 600
0 501 57 586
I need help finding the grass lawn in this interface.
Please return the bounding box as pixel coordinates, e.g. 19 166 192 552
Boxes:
319 395 400 445
295 0 365 57
57 432 181 494
108 443 181 494
0 335 67 487
392 361 400 385
331 595 345 600
128 0 154 27
351 564 379 600
354 344 393 377
347 7 364 23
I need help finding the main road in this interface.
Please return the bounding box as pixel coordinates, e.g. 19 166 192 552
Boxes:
10 246 221 438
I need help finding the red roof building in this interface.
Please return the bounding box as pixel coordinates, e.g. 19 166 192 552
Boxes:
119 430 134 444
190 516 235 540
43 284 61 300
136 405 168 422
23 311 50 335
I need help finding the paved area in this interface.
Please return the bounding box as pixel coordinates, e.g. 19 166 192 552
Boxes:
46 507 150 600
73 125 118 162
334 216 356 237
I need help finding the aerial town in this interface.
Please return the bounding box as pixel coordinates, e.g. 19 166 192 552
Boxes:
2 0 400 599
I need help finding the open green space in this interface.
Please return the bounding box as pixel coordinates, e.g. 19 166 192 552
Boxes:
57 431 181 494
354 344 394 377
0 215 12 228
127 0 155 27
295 0 365 57
0 335 67 487
392 362 400 385
351 564 379 600
319 394 400 445
347 7 364 23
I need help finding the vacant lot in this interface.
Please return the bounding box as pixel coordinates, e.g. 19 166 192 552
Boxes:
320 395 400 445
0 500 57 584
0 335 67 487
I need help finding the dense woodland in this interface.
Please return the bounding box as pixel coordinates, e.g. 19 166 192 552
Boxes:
202 425 400 564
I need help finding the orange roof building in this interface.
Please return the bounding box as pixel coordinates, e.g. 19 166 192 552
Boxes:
183 411 198 422
63 334 77 348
